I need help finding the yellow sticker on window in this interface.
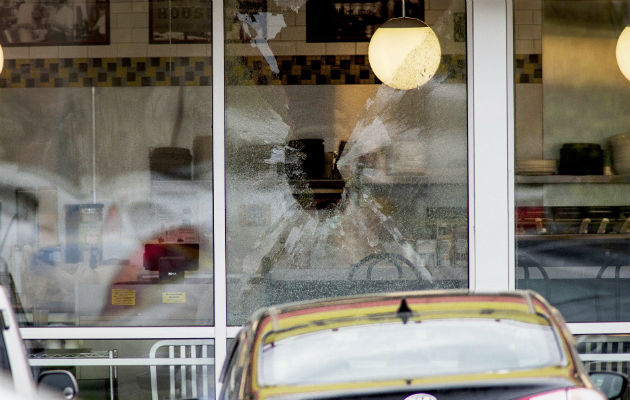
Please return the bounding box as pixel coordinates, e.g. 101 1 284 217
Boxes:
111 289 136 306
162 292 186 304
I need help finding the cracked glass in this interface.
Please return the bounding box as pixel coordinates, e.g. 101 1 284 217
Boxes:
224 0 469 324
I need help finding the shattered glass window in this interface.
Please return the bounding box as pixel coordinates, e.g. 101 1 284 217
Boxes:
225 0 469 324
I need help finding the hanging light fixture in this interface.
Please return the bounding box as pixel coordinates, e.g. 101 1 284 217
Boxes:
616 26 630 81
368 0 441 90
0 44 4 75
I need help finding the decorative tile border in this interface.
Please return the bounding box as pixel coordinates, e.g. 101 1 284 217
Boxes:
0 57 213 88
0 54 468 88
515 54 542 83
227 54 467 85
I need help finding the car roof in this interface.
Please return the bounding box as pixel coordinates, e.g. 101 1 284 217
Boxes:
248 289 555 335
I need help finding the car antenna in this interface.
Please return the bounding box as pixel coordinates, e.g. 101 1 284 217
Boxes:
396 298 412 324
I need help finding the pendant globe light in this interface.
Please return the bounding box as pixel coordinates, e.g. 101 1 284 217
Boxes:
368 0 441 90
0 44 4 75
616 26 630 81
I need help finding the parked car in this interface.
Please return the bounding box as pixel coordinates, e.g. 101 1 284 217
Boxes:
0 285 78 399
219 289 627 400
0 372 72 400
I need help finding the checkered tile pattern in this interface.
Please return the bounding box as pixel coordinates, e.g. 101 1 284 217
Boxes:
515 54 542 83
0 54 469 88
0 57 213 88
228 54 467 85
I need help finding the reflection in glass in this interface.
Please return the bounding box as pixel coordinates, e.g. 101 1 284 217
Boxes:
0 87 214 326
225 0 469 324
0 2 214 327
514 0 630 322
26 339 215 400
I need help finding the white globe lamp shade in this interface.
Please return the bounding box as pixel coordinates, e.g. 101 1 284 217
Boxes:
368 17 441 90
616 26 630 81
0 45 4 75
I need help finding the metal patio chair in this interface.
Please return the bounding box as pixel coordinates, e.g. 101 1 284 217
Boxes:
149 339 214 400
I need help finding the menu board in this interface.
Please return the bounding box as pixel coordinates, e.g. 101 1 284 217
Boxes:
306 0 424 42
149 0 211 43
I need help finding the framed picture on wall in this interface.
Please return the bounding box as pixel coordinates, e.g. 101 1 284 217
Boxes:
0 0 109 46
306 0 424 42
149 0 212 44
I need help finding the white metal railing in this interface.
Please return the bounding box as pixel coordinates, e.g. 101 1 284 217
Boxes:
20 327 215 340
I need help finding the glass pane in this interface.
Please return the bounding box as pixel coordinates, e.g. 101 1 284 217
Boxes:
259 318 563 386
514 0 630 322
0 1 213 326
26 339 215 400
225 0 469 324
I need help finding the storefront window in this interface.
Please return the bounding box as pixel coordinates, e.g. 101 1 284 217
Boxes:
0 1 213 326
225 0 469 324
26 338 215 400
514 0 630 322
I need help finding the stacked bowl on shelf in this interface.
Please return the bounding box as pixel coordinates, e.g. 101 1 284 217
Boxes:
515 159 558 175
608 133 630 175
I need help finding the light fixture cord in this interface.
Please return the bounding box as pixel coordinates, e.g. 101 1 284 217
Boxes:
402 0 406 17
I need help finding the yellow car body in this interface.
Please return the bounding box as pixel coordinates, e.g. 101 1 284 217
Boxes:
219 290 613 400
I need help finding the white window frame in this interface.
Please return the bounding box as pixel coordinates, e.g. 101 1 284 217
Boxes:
19 0 630 396
468 0 514 293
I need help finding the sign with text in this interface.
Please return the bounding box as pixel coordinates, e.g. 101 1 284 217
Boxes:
111 288 136 306
150 0 211 43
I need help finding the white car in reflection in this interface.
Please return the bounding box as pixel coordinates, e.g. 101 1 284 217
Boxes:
0 164 213 327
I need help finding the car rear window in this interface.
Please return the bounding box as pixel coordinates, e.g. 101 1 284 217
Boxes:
258 317 566 386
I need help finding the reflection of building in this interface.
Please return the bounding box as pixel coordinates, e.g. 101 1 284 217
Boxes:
0 0 628 399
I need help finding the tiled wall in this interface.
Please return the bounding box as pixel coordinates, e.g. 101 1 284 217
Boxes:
514 0 543 161
229 54 466 85
1 0 545 60
0 53 466 87
0 1 539 89
515 54 542 83
514 0 542 55
226 0 467 56
3 0 211 60
0 57 212 88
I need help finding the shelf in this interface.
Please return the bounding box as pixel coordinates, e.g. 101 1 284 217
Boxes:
517 233 630 241
516 175 630 184
292 188 344 194
361 169 467 185
289 171 467 188
289 179 345 189
361 175 429 185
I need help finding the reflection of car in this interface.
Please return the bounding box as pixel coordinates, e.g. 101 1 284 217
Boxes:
0 373 62 400
219 290 627 400
0 164 213 326
0 286 78 399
